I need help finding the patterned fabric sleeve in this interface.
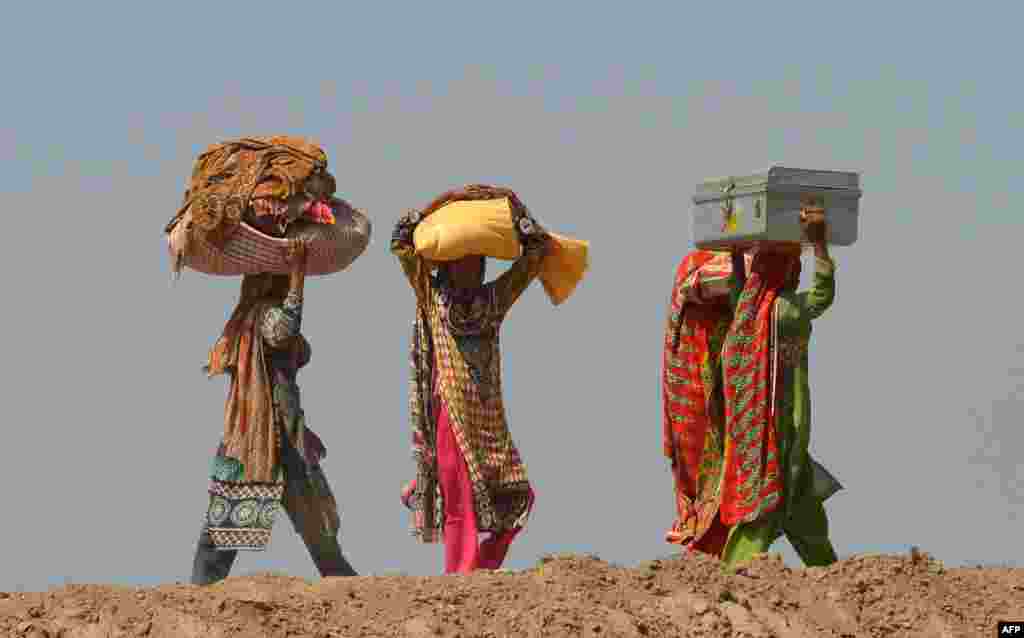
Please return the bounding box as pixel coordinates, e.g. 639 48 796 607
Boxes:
494 239 547 317
775 256 836 329
260 291 303 349
392 242 431 308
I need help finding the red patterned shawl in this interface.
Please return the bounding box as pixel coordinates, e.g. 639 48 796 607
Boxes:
719 251 800 525
662 250 738 545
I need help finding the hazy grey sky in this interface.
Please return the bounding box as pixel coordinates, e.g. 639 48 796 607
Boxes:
2 2 1021 590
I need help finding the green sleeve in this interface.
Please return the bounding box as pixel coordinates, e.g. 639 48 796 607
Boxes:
797 257 836 321
777 257 836 327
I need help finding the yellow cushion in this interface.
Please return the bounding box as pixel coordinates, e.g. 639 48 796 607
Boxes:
412 197 589 305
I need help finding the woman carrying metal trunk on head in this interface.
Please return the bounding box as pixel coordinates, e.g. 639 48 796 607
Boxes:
717 200 842 568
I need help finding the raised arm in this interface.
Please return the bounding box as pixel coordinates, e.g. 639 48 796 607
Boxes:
794 243 836 321
795 204 835 321
777 204 836 325
494 238 548 316
390 210 430 306
494 209 549 317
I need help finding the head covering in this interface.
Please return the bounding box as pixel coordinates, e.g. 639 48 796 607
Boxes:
753 244 803 289
718 250 801 526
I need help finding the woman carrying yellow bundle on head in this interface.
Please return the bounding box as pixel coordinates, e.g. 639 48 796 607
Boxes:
391 185 588 574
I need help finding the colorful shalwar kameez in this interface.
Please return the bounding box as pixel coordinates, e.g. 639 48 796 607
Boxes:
395 242 545 574
718 254 842 567
191 291 356 585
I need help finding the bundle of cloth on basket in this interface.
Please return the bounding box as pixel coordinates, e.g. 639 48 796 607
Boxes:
165 135 371 278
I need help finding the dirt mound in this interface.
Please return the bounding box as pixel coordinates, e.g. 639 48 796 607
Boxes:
1 550 1020 637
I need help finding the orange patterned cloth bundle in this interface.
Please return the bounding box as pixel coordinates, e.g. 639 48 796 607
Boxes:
165 136 370 277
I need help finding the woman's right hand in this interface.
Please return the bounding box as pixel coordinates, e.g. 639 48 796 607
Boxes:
391 209 422 250
284 238 309 272
512 206 548 252
800 198 828 245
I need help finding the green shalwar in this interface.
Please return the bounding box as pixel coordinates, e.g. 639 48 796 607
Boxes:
721 255 842 568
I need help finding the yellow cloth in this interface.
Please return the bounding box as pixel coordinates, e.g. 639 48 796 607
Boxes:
413 198 589 305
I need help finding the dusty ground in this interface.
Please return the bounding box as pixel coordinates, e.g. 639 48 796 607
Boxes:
1 550 1021 637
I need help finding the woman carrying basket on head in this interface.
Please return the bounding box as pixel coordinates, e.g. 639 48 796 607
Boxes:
190 243 359 584
391 186 554 574
166 137 367 585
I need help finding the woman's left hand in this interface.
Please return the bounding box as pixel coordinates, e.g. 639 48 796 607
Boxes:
513 207 548 250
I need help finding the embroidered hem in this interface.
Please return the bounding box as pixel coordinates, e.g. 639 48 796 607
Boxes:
205 480 285 551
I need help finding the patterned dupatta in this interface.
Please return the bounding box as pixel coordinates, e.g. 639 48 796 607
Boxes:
719 251 799 526
662 250 738 546
203 299 285 551
406 306 444 542
206 302 280 485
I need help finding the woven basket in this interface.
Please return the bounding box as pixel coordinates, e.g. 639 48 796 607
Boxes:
167 197 371 277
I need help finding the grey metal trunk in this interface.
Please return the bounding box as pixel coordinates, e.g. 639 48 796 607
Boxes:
691 167 861 249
